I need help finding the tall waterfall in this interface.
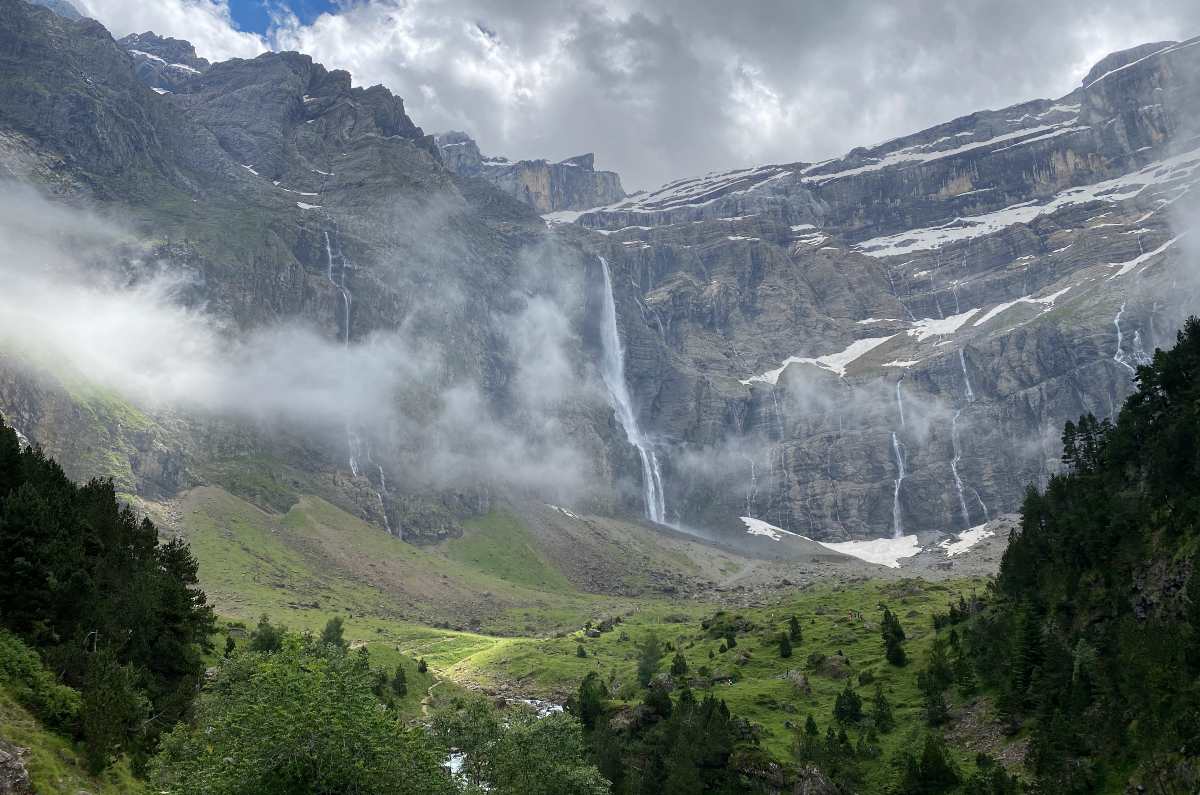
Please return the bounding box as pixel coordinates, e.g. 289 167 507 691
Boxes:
597 257 666 524
325 231 361 475
325 228 394 534
1113 302 1135 374
890 432 906 538
950 409 972 529
958 349 975 402
895 380 906 429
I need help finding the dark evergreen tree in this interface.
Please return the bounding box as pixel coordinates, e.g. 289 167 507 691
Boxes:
391 664 407 698
779 632 793 659
637 633 663 687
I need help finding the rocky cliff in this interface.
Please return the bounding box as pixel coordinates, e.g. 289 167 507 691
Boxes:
557 37 1200 540
435 130 625 212
1 0 1197 551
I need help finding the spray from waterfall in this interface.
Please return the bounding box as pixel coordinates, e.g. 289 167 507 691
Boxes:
324 228 396 533
890 432 906 538
597 257 667 524
895 380 906 429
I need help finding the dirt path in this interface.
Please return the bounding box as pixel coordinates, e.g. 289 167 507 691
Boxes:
421 680 443 717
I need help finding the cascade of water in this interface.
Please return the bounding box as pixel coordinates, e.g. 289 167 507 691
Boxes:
895 380 906 429
1131 329 1151 367
1114 302 1136 374
891 432 906 538
597 257 666 524
950 409 972 529
743 453 758 518
958 349 975 402
325 231 363 475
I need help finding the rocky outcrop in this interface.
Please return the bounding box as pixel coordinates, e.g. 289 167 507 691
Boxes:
25 0 80 19
435 130 625 212
118 31 211 92
0 739 32 795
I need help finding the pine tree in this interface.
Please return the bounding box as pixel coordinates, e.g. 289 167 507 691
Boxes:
223 635 236 658
417 658 428 674
779 632 793 659
670 651 688 676
789 615 803 643
391 664 407 697
833 681 863 724
870 682 894 732
320 616 347 649
637 633 663 687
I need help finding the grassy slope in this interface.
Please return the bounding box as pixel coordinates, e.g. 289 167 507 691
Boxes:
454 577 1015 790
165 483 1017 786
0 688 145 795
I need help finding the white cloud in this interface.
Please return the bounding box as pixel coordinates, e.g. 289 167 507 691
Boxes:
77 0 1200 190
78 0 266 61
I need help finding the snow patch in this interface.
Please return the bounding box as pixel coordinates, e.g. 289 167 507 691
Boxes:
296 202 322 210
820 535 922 569
740 336 894 385
972 286 1071 327
854 146 1200 257
1107 233 1185 279
940 524 995 557
908 308 980 341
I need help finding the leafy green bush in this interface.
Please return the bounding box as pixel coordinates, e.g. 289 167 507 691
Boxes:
0 628 81 728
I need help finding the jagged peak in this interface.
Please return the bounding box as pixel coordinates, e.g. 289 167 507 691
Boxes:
1082 40 1178 88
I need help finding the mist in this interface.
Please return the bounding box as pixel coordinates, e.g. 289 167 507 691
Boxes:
0 183 602 502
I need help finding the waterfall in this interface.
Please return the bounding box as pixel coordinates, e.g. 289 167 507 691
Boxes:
895 380 906 429
1131 329 1151 367
950 409 972 529
1114 302 1136 374
597 257 666 524
743 453 758 518
325 231 362 475
891 432 906 538
958 349 975 402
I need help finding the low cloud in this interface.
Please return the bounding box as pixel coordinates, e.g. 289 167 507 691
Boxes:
0 183 599 501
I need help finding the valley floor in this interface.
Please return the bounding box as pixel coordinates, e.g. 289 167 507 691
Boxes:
137 483 1020 786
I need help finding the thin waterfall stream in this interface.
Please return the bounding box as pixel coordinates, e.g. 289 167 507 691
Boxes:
597 256 667 524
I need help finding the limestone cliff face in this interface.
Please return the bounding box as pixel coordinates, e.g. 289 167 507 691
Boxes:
0 0 614 541
565 37 1200 540
435 130 626 212
2 0 1198 550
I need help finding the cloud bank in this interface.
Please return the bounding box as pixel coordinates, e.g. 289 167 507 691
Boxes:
0 183 598 501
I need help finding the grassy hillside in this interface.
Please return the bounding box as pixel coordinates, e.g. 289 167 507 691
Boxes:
0 687 146 794
452 577 1012 790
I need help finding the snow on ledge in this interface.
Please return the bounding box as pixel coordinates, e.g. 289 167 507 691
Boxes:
940 524 995 557
741 516 803 541
740 517 922 568
820 535 922 568
740 336 894 385
909 308 980 341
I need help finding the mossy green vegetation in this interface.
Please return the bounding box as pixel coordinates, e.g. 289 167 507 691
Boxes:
0 686 146 795
449 511 574 592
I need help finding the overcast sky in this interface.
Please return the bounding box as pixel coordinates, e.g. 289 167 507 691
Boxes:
78 0 1200 191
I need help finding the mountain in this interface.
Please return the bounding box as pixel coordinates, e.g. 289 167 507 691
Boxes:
0 0 1197 557
556 36 1200 540
435 129 626 212
118 31 211 92
25 0 81 19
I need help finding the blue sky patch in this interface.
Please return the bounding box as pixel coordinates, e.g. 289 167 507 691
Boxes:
228 0 340 35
